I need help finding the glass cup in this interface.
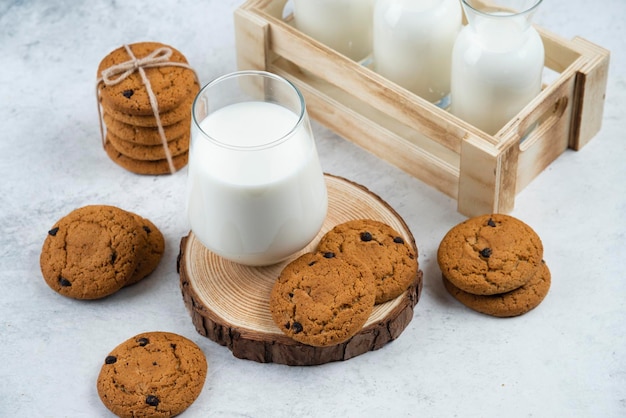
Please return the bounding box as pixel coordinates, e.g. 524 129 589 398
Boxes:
187 71 328 266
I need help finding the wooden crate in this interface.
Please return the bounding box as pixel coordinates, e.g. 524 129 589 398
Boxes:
234 0 610 216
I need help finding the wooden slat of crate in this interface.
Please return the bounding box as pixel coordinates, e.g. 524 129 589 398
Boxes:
234 0 610 216
273 58 461 199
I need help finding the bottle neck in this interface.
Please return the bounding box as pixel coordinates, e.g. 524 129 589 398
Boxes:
462 0 541 31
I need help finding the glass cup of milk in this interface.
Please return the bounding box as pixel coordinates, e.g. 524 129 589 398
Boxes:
291 0 374 63
450 0 545 136
187 71 328 266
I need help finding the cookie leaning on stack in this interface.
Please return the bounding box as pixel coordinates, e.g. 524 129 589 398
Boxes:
39 205 165 300
437 214 551 317
96 42 200 175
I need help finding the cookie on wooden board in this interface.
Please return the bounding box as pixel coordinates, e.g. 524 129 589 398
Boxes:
317 219 418 304
270 251 376 347
437 214 544 295
40 205 145 300
442 261 551 317
97 331 207 418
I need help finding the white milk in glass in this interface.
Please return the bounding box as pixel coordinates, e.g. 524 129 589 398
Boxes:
450 8 544 135
187 101 327 266
292 0 374 62
373 0 461 106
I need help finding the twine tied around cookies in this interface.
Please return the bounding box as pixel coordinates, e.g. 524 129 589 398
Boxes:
96 45 199 174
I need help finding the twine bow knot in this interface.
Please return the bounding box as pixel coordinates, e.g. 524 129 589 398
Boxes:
96 44 199 174
100 46 174 86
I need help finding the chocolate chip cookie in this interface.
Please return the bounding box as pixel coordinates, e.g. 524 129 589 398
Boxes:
103 111 191 146
317 219 418 304
104 139 189 175
40 205 145 299
437 214 543 295
270 251 375 347
97 42 198 116
106 130 189 161
97 332 207 418
442 260 551 317
126 214 165 286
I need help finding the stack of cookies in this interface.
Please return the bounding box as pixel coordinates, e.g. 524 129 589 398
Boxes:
96 42 200 175
270 219 419 347
39 205 165 300
437 214 551 317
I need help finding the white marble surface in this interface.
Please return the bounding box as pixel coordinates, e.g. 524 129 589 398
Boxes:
1 0 625 417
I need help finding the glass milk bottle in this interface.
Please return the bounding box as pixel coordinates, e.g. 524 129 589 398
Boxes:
373 0 462 108
292 0 374 62
450 0 544 135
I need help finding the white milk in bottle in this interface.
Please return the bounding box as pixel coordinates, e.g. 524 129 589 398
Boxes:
373 0 462 107
187 101 328 266
292 0 374 62
450 0 544 135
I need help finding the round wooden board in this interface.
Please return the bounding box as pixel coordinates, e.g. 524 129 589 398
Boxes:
178 173 423 366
